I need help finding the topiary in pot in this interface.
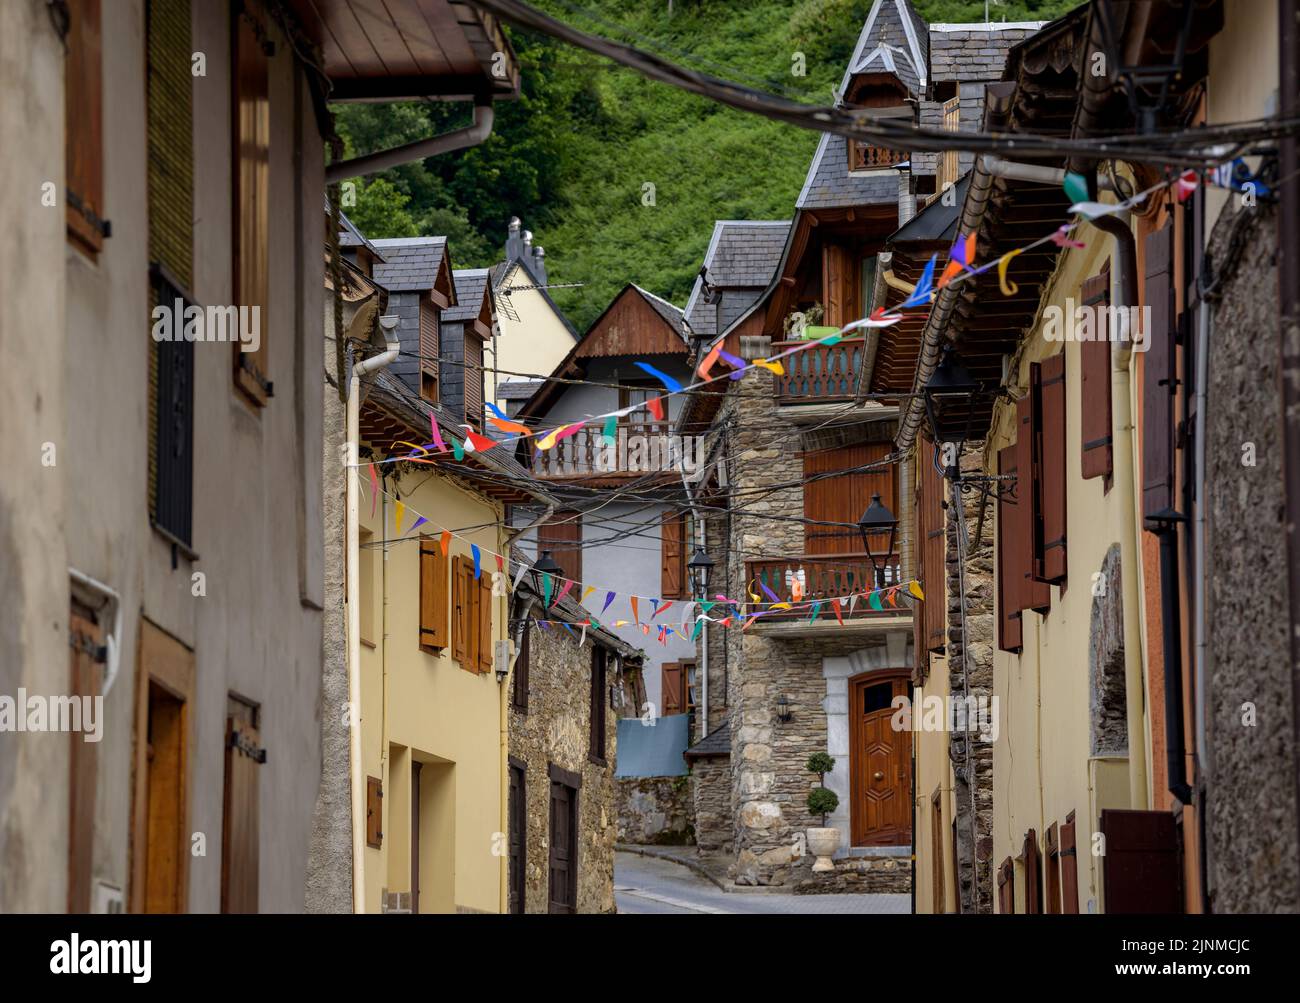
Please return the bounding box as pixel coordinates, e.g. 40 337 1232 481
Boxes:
807 786 839 827
806 752 836 783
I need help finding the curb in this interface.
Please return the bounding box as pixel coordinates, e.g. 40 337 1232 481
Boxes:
614 844 791 895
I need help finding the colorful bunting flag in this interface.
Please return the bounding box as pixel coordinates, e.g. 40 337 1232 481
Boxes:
429 415 447 453
394 500 405 534
901 254 936 309
409 516 427 534
1050 225 1086 249
697 340 724 380
440 531 451 557
633 361 683 394
368 463 379 517
471 544 481 579
602 591 617 614
997 249 1023 296
555 580 574 605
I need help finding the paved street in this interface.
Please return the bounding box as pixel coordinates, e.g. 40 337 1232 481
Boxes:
614 851 911 915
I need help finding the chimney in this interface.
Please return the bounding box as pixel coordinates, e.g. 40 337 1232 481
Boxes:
531 245 547 284
505 216 524 261
897 162 916 226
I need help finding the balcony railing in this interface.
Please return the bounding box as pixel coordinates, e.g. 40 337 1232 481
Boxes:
744 554 909 622
772 338 865 403
531 421 686 479
850 141 906 171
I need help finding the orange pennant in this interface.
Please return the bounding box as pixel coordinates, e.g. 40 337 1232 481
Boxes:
440 530 451 557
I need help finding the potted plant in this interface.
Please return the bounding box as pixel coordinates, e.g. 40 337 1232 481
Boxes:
804 752 841 872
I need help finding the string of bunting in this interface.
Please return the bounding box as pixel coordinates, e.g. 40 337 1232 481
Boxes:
348 161 1241 474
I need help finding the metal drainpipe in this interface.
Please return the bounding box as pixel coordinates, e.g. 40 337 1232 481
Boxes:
1087 212 1152 810
326 102 495 182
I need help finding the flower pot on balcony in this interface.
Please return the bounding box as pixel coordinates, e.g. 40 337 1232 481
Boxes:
806 827 841 872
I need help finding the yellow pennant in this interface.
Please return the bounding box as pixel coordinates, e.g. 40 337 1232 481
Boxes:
908 580 925 600
753 358 785 376
582 586 596 603
394 500 405 534
997 249 1023 296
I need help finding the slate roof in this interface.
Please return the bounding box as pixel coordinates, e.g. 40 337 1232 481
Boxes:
683 220 790 337
632 285 686 340
443 268 491 323
496 379 544 400
929 22 1047 84
839 0 929 98
372 237 449 293
684 720 730 759
796 133 906 211
336 209 387 262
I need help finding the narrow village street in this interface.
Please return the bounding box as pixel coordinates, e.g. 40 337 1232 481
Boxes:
613 852 909 915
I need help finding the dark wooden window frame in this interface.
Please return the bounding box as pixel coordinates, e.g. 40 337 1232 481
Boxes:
589 647 608 765
512 617 531 712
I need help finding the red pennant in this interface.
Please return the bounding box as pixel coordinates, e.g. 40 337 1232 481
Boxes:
465 430 498 452
831 598 844 625
646 397 665 421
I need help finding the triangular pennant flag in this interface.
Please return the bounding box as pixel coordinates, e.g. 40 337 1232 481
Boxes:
653 600 672 619
869 591 884 611
409 516 427 534
614 620 628 627
513 562 529 592
543 573 553 607
831 598 844 625
691 619 704 641
1050 225 1086 249
641 623 650 636
560 622 576 641
752 358 785 376
496 554 505 574
368 463 379 517
452 438 465 461
848 593 860 615
439 531 451 557
471 544 481 579
1062 170 1090 205
579 622 588 648
633 361 683 394
998 249 1023 296
602 415 618 446
631 596 640 625
697 340 723 380
429 414 447 453
718 349 747 380
810 600 822 624
646 396 665 421
901 255 936 309
464 430 498 453
582 585 596 603
908 581 925 600
555 579 574 605
602 591 616 614
394 500 405 534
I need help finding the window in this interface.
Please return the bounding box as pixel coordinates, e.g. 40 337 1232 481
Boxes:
418 535 449 651
589 647 608 764
618 380 659 425
451 554 492 672
538 513 582 584
508 762 526 913
463 331 485 427
68 601 104 912
1143 223 1177 520
221 697 263 913
366 776 383 848
512 618 531 712
661 661 686 716
232 8 271 406
804 440 895 555
1100 808 1183 913
419 299 439 403
65 0 106 256
821 244 860 329
661 511 686 598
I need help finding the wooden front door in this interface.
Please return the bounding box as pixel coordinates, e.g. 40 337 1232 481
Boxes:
850 674 912 846
548 780 578 913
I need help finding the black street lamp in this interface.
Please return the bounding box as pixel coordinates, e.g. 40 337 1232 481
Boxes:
688 547 714 600
857 493 898 588
922 346 981 475
532 550 562 600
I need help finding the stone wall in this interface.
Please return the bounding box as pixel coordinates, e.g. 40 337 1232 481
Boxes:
691 757 732 852
946 444 995 914
794 852 911 894
1203 198 1300 911
509 619 618 914
616 776 693 845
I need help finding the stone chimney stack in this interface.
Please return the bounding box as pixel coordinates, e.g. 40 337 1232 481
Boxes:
505 216 524 261
531 245 547 284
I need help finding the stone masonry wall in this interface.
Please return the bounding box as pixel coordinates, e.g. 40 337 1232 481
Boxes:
509 619 618 914
691 757 732 853
616 776 693 845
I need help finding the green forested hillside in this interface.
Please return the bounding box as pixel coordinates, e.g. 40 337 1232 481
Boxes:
336 0 1077 330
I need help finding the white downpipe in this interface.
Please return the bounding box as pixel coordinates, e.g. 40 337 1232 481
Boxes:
347 316 400 914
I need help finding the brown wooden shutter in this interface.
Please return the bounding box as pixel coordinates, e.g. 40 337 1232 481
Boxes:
419 537 450 651
476 570 493 673
1100 808 1183 913
589 648 607 762
821 244 858 328
1044 822 1062 914
1031 355 1067 583
1142 223 1176 521
1060 812 1080 914
997 857 1014 914
1022 828 1042 914
995 445 1022 652
539 513 582 585
232 10 270 406
1015 397 1052 612
513 620 531 711
1080 272 1113 480
803 441 895 555
419 298 439 403
366 776 383 848
68 608 104 912
464 332 485 428
451 557 469 667
661 662 683 715
661 511 686 598
65 0 105 255
918 436 947 654
221 710 262 913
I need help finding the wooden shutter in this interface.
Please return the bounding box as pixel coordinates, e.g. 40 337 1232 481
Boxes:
366 776 383 848
589 648 607 762
547 778 577 914
419 298 439 402
917 436 946 654
1080 272 1113 480
476 570 493 673
1044 823 1062 914
1060 812 1080 914
661 511 686 598
221 709 262 913
539 513 582 584
997 857 1014 914
821 244 858 329
232 10 270 405
803 441 895 555
661 662 683 716
1022 828 1042 914
65 0 105 255
452 557 470 667
508 764 526 913
1015 398 1052 612
419 537 450 651
1031 355 1067 583
464 332 485 428
513 620 531 711
995 445 1022 652
1100 808 1183 913
1142 223 1176 521
68 608 104 912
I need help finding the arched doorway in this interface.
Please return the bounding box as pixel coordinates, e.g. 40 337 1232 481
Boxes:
849 671 912 846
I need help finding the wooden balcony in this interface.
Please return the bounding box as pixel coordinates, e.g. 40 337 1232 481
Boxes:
530 421 688 480
772 338 866 403
744 553 911 624
850 141 906 171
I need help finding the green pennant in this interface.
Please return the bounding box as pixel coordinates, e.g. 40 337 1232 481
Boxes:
810 600 823 623
691 619 703 641
869 591 884 612
543 572 553 607
602 415 618 445
452 438 465 461
1063 171 1090 205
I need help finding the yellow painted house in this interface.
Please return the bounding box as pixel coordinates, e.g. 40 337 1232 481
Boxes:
355 370 555 913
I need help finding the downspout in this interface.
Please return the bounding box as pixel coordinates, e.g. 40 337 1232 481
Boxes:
347 315 400 913
1086 212 1152 810
68 569 122 699
326 102 496 183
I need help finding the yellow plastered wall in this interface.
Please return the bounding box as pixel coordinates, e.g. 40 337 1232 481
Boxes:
359 469 507 913
913 652 959 913
989 236 1141 914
